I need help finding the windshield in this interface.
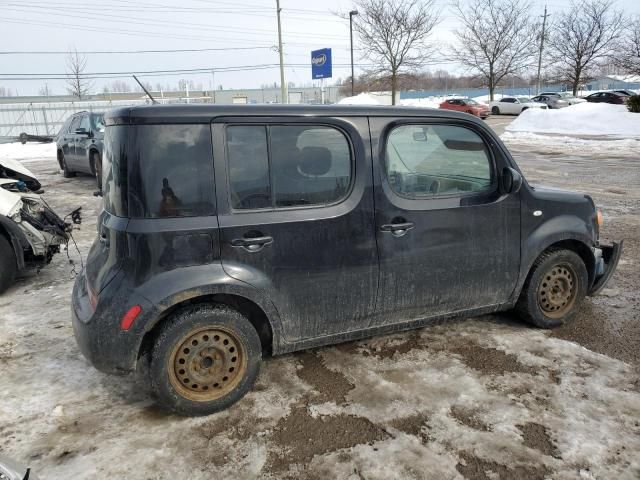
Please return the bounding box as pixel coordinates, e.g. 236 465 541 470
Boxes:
518 97 531 103
91 113 105 133
464 99 479 105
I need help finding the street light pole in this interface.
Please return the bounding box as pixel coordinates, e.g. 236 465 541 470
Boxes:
276 0 287 104
349 10 358 97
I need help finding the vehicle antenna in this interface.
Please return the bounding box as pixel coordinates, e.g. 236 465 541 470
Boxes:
133 75 158 104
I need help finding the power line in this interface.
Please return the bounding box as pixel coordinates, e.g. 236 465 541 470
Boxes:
0 47 274 55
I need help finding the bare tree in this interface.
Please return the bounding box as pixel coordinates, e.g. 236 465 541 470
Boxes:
350 0 441 104
548 0 626 96
451 0 539 101
615 17 640 76
65 49 92 99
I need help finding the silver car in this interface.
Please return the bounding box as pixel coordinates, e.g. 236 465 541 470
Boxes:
531 94 569 109
539 92 586 106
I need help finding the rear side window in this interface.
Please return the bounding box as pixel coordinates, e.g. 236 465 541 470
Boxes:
69 116 81 132
128 124 215 218
226 125 351 210
386 124 492 198
102 125 128 217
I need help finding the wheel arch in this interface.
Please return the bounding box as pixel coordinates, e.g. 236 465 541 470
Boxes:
137 292 276 369
513 235 596 303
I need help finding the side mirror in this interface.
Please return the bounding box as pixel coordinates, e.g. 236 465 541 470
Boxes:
75 128 90 136
501 167 523 194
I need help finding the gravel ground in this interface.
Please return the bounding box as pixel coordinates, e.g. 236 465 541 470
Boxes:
0 133 639 479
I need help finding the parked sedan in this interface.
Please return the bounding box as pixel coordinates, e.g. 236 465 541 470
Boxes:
583 92 629 105
439 98 490 119
489 97 547 115
531 94 569 109
539 91 586 106
55 111 105 188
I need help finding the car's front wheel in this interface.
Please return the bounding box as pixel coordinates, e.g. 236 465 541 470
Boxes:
516 248 588 328
0 235 17 294
149 304 262 416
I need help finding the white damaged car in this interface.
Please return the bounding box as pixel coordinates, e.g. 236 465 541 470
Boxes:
0 157 80 293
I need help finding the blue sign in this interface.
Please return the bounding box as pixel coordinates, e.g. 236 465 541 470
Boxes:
311 48 332 79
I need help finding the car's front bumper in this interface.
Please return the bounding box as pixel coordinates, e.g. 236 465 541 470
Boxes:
588 241 623 295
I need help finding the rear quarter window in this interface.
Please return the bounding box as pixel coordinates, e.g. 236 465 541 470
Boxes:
128 124 215 218
102 125 129 217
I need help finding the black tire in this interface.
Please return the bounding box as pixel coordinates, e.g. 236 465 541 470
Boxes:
0 235 17 294
515 248 588 328
92 152 102 190
149 304 262 416
60 153 75 178
492 106 500 115
521 107 529 112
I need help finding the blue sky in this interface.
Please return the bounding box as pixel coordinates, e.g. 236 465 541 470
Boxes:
1 0 639 95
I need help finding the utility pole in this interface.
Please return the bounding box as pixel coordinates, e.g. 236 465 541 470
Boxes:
349 10 358 97
536 5 550 95
276 0 287 104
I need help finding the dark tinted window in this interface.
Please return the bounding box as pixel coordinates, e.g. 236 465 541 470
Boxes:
271 126 350 207
102 126 128 217
227 126 271 209
91 113 105 133
128 124 215 218
386 124 492 198
226 124 351 210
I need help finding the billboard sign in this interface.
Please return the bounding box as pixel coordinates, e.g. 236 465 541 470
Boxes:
311 48 332 79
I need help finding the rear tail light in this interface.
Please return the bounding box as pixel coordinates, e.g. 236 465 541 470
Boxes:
86 277 98 311
596 209 603 227
120 305 142 331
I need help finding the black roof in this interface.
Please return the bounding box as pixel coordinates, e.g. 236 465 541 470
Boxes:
104 103 474 125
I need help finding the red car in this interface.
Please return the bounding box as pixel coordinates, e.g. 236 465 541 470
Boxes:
439 98 490 119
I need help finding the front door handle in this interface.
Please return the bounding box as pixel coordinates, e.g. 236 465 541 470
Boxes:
380 222 414 237
231 235 273 252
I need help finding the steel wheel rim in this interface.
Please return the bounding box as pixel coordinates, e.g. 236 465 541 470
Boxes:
537 263 577 318
168 326 247 402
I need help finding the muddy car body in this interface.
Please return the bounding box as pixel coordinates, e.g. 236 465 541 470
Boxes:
0 158 75 293
71 105 622 416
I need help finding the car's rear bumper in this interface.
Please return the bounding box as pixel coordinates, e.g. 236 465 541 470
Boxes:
588 241 623 295
71 268 157 374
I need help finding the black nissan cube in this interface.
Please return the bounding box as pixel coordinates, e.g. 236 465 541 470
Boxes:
72 104 622 416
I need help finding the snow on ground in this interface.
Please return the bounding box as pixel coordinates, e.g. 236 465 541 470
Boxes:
337 93 385 105
0 142 56 162
501 131 640 156
506 103 640 138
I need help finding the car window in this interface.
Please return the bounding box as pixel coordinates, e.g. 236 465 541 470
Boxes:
227 126 271 209
91 113 105 133
128 124 215 218
386 124 492 198
501 98 515 103
69 116 81 132
226 124 352 210
79 115 91 132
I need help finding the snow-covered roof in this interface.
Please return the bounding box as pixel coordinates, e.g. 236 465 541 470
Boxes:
602 74 640 84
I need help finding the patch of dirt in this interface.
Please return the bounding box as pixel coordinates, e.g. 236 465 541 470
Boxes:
389 412 430 442
447 340 537 377
359 332 422 359
295 350 354 403
267 407 389 472
517 422 560 458
450 406 491 432
456 451 552 480
198 400 264 442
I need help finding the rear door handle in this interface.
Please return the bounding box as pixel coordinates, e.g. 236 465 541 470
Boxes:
231 236 273 252
380 222 414 237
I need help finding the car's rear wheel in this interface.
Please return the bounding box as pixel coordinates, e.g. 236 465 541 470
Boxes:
60 153 75 178
0 235 17 294
515 248 588 328
149 304 262 416
492 106 500 115
92 152 102 190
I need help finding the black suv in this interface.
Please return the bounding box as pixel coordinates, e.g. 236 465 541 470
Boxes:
71 105 622 416
56 111 105 188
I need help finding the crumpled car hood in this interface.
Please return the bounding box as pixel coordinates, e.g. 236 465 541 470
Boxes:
0 157 41 191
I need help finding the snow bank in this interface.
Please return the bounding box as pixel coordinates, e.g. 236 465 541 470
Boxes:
0 142 56 162
506 102 640 138
338 93 383 105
